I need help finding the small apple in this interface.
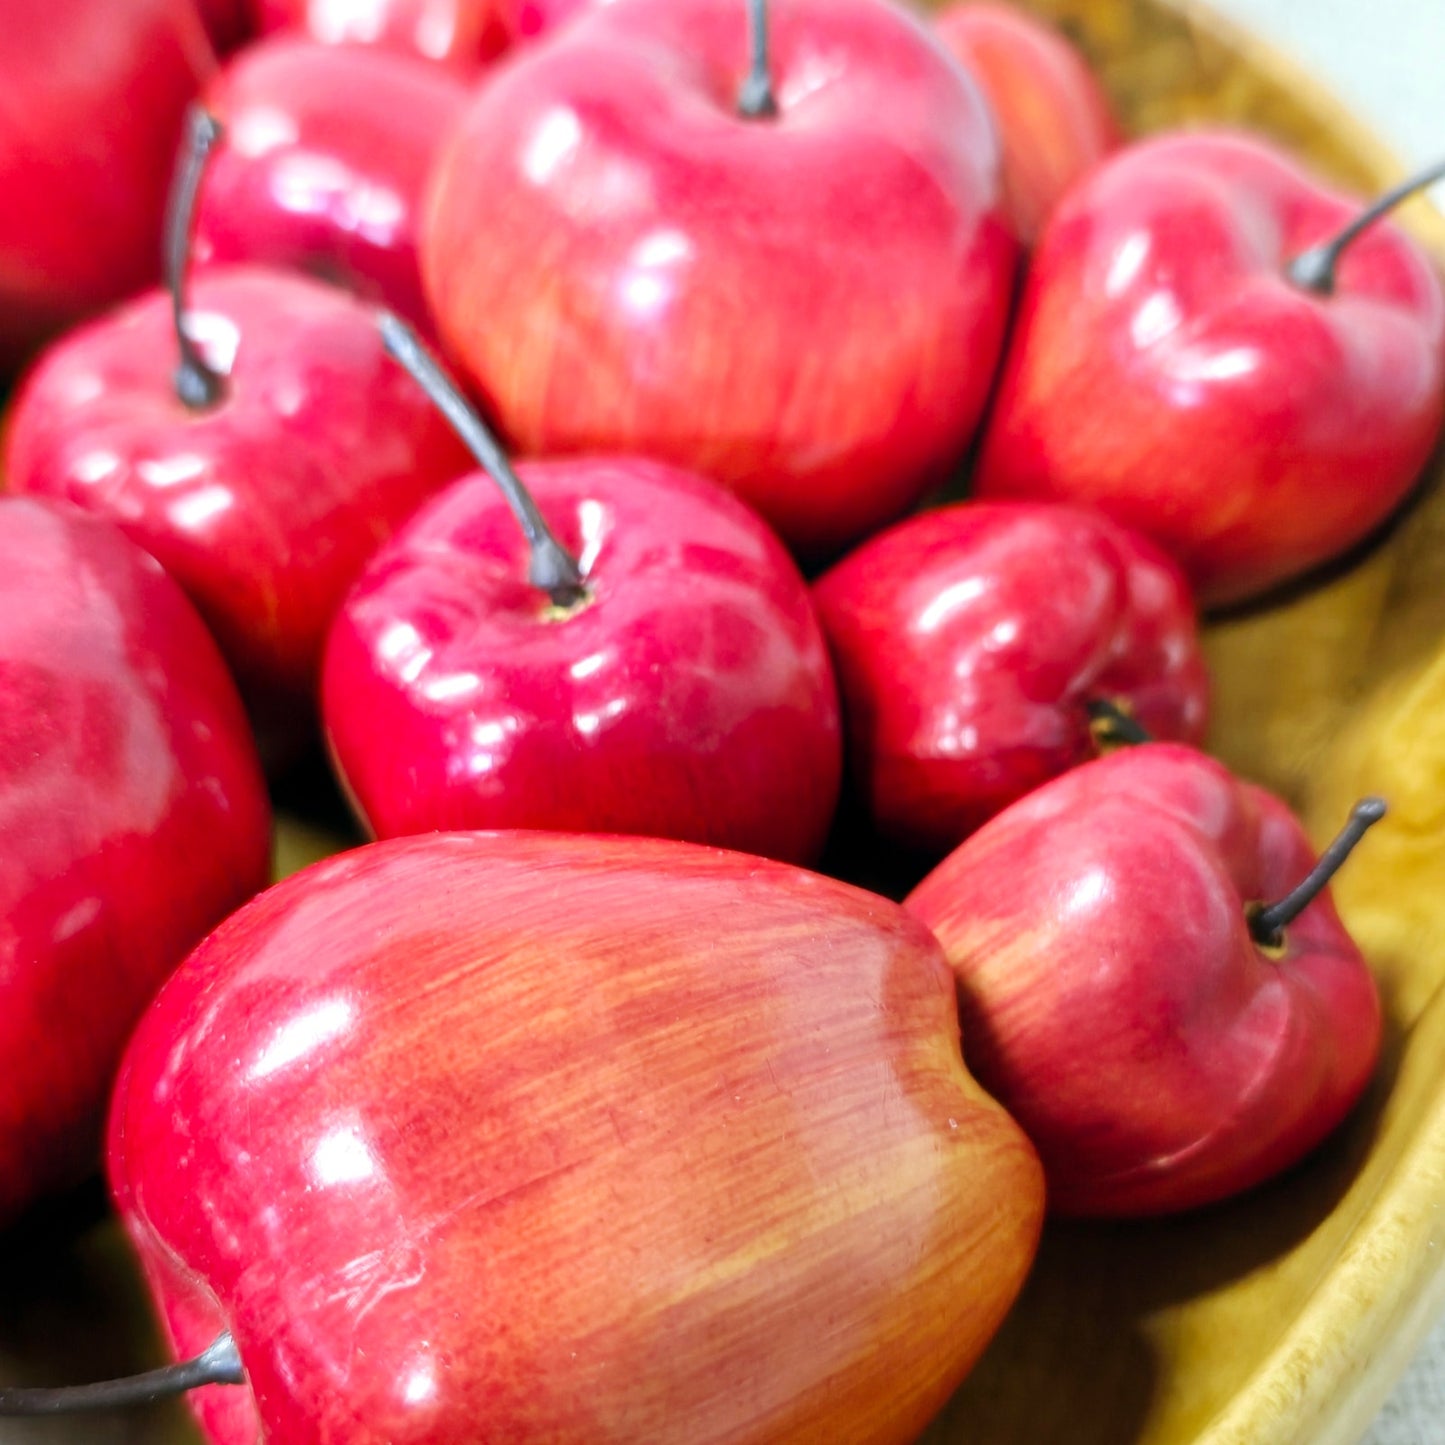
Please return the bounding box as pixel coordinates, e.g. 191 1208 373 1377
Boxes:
905 742 1385 1216
422 0 1016 555
194 37 470 333
101 830 1044 1443
323 316 842 864
974 131 1445 606
813 500 1208 855
0 496 270 1228
933 2 1120 243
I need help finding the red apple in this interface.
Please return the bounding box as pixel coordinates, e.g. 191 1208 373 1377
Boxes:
6 110 471 749
194 38 469 332
108 830 1045 1443
253 0 510 70
422 0 1016 556
974 130 1445 606
813 501 1208 855
0 0 212 371
507 0 594 40
0 496 270 1227
905 742 1384 1216
933 2 1119 243
322 317 842 863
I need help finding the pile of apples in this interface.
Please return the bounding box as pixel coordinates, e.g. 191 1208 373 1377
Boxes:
2 0 1442 1439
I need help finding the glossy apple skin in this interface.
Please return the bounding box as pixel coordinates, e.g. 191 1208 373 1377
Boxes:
0 497 270 1227
4 268 471 741
422 0 1016 557
323 457 842 864
974 130 1445 607
813 501 1208 856
194 39 469 333
109 830 1045 1445
253 0 510 69
905 743 1383 1216
933 2 1119 244
508 0 593 39
0 0 212 371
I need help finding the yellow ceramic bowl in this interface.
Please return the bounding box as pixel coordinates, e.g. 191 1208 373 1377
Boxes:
6 2 1445 1442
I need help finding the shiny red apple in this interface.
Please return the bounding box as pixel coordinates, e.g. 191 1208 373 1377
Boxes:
933 2 1119 243
322 317 842 864
0 0 211 371
194 37 469 332
974 130 1445 606
253 0 510 70
813 501 1208 856
0 496 270 1228
108 830 1045 1443
906 742 1384 1216
5 114 470 750
195 0 253 50
422 0 1016 556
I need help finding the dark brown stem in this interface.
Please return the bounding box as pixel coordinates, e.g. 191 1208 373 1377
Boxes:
1250 797 1387 946
0 1333 243 1416
737 0 777 119
1087 697 1153 750
166 105 227 410
378 313 587 607
1289 159 1445 296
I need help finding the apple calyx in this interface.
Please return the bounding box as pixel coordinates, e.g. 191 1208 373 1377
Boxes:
0 1332 242 1416
737 0 778 119
1249 796 1388 948
378 313 589 608
166 105 228 411
1087 697 1153 751
1288 158 1445 296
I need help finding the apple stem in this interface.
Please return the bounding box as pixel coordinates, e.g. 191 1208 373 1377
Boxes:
166 105 227 410
0 1333 243 1416
1250 797 1388 946
1087 698 1153 749
1288 158 1445 296
737 0 777 119
377 313 588 607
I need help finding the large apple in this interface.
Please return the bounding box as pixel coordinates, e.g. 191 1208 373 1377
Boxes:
0 0 211 371
108 831 1045 1442
422 0 1016 555
0 496 270 1228
905 743 1384 1215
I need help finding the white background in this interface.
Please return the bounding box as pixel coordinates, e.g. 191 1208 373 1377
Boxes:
1201 1 1445 1440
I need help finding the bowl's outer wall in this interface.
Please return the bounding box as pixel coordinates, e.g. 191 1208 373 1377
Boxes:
4 2 1445 1443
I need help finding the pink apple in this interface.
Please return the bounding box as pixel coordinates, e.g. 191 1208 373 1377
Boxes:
323 317 842 862
109 830 1044 1443
422 0 1016 556
5 268 471 749
0 496 270 1227
906 743 1384 1215
813 501 1208 855
974 130 1445 605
